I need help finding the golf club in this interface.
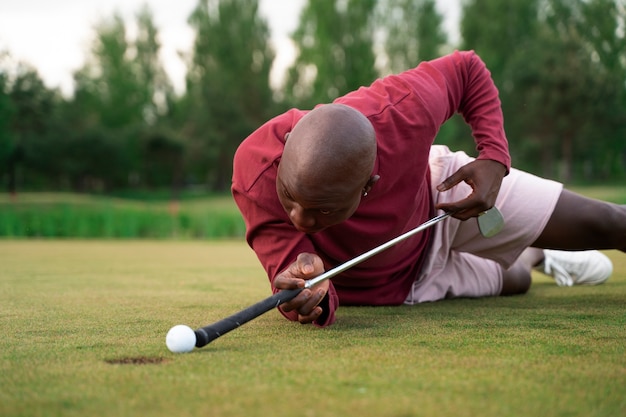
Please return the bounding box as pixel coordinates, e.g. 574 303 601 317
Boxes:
175 207 504 350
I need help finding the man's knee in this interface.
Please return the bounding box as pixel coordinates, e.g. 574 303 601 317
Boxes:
500 264 531 296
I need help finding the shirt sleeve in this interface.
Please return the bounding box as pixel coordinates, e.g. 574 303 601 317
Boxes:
401 50 511 172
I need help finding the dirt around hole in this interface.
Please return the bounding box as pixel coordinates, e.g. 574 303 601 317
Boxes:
105 356 170 365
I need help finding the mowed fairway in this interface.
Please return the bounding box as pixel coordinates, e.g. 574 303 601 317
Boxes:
1 240 625 417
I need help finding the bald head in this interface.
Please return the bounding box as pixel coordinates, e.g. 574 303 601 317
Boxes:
276 104 378 232
281 104 376 192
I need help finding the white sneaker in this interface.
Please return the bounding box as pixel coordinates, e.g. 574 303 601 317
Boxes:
537 249 613 287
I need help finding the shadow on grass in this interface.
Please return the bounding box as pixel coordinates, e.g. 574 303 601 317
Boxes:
322 288 625 334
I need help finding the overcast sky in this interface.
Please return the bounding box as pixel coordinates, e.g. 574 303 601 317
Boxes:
0 0 459 95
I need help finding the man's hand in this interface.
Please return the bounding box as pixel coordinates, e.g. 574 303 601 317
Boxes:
435 159 507 220
273 253 330 324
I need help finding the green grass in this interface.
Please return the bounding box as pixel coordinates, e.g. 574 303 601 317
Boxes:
0 192 245 239
1 186 624 239
568 185 626 204
1 241 625 417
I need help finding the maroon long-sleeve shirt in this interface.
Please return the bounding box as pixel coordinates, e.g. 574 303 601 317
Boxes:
231 51 510 327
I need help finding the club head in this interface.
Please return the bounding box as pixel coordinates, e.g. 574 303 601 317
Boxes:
477 207 504 238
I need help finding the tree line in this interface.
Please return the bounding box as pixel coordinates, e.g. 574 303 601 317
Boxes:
1 0 624 195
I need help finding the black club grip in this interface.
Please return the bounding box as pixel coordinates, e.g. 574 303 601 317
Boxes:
194 288 303 347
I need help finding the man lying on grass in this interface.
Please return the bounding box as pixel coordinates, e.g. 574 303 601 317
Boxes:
231 50 625 327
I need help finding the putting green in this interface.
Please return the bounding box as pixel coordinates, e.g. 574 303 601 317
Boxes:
1 241 624 417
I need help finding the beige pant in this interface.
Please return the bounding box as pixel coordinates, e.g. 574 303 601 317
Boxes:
404 145 563 304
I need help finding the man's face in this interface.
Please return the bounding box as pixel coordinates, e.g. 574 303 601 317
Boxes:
276 162 364 234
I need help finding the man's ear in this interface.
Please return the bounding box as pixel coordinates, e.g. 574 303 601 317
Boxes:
363 175 380 196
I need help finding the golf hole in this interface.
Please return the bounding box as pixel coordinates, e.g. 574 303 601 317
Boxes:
105 356 169 365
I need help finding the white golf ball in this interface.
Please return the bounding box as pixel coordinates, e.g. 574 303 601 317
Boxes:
166 325 196 353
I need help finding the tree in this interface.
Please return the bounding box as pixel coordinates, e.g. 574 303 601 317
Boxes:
504 27 621 180
572 0 626 179
377 0 447 75
3 61 61 191
285 0 378 108
183 0 275 190
74 14 145 128
460 0 540 87
133 6 183 192
509 0 626 181
67 13 143 190
134 5 176 124
0 52 17 193
460 0 626 181
67 8 177 191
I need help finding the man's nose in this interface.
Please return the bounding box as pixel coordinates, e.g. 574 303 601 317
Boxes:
289 205 315 229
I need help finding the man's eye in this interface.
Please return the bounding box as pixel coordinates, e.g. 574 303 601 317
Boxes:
319 209 332 215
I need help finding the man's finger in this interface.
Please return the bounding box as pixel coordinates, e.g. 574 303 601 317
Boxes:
436 172 463 192
296 253 318 276
298 306 323 324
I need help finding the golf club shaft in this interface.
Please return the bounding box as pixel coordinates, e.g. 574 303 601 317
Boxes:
194 212 451 347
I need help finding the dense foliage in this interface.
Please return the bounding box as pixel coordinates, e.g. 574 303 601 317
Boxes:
1 0 624 194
